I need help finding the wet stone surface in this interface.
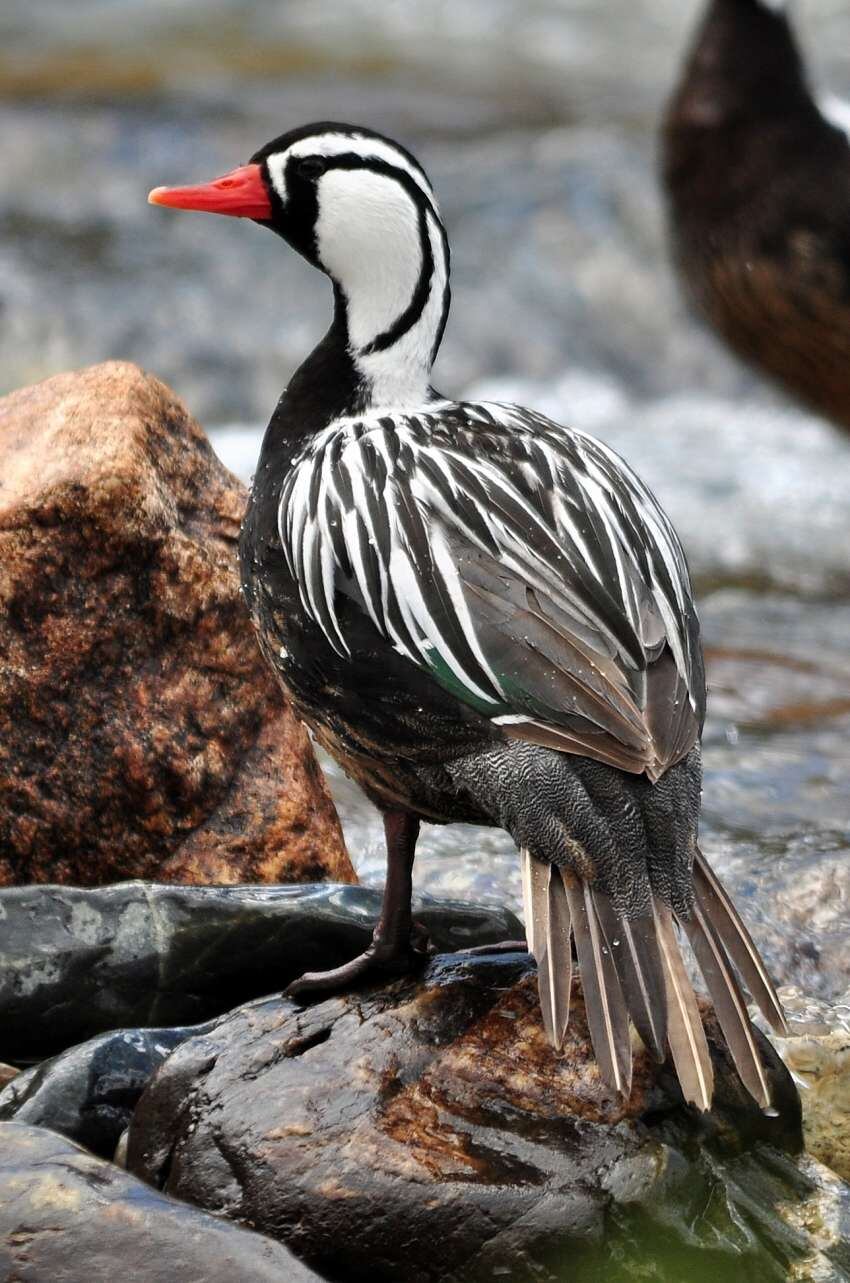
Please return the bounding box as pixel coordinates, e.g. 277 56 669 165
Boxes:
0 881 523 1062
124 951 823 1283
0 1122 323 1283
0 1020 223 1160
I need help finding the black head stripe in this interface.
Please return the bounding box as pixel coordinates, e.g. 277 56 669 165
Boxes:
249 122 434 193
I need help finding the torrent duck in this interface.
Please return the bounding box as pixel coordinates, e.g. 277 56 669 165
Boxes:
150 122 785 1108
663 0 850 431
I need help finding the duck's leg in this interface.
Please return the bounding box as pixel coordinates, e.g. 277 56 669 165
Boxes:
284 810 432 999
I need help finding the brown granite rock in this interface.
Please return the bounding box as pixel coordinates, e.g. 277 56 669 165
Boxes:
0 361 353 886
127 951 806 1283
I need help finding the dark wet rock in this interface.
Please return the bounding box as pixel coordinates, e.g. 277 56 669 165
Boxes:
0 881 523 1061
0 361 352 888
0 1122 323 1283
0 1020 221 1159
125 951 824 1283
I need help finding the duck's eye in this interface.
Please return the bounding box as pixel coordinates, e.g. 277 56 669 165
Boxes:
296 156 327 180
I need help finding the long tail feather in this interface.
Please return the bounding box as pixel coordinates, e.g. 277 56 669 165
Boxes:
537 863 573 1049
520 847 549 960
520 848 534 950
562 871 632 1097
683 901 772 1109
693 851 787 1036
593 892 668 1062
654 900 714 1112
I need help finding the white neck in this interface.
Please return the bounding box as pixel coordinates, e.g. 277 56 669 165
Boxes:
315 167 448 409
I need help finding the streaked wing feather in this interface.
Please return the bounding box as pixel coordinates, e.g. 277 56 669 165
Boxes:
520 848 534 952
500 718 653 776
277 404 704 777
458 566 649 743
644 648 702 772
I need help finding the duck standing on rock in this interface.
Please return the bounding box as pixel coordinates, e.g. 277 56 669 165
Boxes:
663 0 850 430
149 122 786 1109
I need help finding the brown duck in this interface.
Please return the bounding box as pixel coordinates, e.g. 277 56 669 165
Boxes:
663 0 850 431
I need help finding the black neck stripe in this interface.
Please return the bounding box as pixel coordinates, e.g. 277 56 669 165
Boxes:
318 155 448 359
360 201 435 356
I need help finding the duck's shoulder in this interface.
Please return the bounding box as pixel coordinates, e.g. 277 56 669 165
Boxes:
300 396 621 472
287 397 683 578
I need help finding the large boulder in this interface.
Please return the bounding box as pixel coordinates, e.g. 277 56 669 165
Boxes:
0 361 352 887
0 1123 323 1283
0 881 524 1060
125 951 826 1283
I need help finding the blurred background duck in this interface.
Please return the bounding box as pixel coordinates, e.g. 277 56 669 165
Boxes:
663 0 850 433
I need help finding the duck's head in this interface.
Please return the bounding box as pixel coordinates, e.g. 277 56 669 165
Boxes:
669 0 809 130
149 122 450 408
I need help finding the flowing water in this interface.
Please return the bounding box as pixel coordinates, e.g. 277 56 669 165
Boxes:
2 0 849 1003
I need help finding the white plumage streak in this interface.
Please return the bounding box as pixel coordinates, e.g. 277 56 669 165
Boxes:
387 540 498 707
427 521 508 699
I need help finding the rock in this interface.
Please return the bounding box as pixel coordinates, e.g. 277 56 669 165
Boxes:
0 1122 323 1283
761 987 850 1182
0 881 524 1060
778 1153 850 1280
0 360 352 887
0 1019 221 1159
125 951 827 1283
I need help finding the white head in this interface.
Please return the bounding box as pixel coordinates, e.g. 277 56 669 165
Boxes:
150 123 450 411
264 127 449 408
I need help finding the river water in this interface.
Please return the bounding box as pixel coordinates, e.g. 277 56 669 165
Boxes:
2 0 849 1002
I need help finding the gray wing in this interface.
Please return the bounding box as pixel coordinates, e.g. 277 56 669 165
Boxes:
278 401 705 780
